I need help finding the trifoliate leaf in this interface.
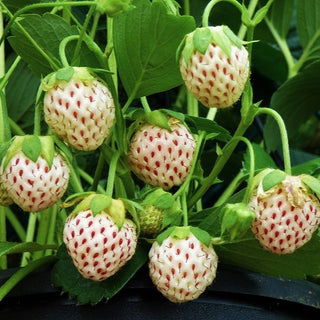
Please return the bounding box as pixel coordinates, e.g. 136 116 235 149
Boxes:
262 169 286 192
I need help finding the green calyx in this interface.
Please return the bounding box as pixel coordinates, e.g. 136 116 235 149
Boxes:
71 193 126 229
299 174 320 197
41 66 96 92
177 25 243 67
156 226 212 247
1 135 55 171
221 203 255 241
95 0 134 17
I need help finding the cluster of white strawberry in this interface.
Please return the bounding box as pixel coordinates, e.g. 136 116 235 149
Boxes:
1 20 319 306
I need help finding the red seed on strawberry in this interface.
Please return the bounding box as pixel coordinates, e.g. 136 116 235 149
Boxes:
42 67 115 151
63 195 137 281
128 117 196 190
179 26 249 108
149 227 218 303
249 173 320 254
0 135 70 212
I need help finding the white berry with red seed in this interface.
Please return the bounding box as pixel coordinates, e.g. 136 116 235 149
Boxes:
128 118 196 190
249 174 320 254
1 151 70 212
179 26 249 109
63 207 137 281
149 232 218 303
43 67 115 151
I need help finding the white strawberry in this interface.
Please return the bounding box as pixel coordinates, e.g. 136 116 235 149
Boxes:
249 172 320 254
128 117 196 190
0 135 70 212
149 227 218 303
63 194 137 281
42 67 115 151
179 26 249 108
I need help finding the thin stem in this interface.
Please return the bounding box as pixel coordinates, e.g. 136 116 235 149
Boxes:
5 208 26 241
78 167 105 194
257 107 291 175
213 171 244 207
105 17 118 92
73 5 96 61
187 93 198 117
105 150 121 197
0 1 97 45
0 206 7 269
174 131 206 199
0 7 5 77
206 107 217 120
237 0 259 40
0 56 21 90
183 0 190 15
90 11 101 39
9 118 25 136
140 96 152 113
0 255 57 302
181 193 189 227
45 205 58 256
202 0 243 27
264 16 296 79
59 35 80 68
32 210 51 260
292 29 320 76
188 120 249 208
21 213 38 267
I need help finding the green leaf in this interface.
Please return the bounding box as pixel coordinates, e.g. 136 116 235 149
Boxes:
185 115 231 141
113 0 196 98
0 241 57 257
154 193 175 210
297 0 320 62
22 135 42 162
292 157 320 176
5 54 40 122
268 0 295 38
51 244 149 304
262 169 286 191
193 27 212 54
216 234 320 279
90 194 112 216
264 61 320 151
301 175 320 195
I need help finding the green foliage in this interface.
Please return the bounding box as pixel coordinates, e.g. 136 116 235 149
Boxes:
52 244 149 304
113 0 196 98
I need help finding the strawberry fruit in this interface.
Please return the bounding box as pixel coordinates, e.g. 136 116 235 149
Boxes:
63 194 137 281
149 226 218 303
42 67 115 151
128 117 196 190
0 135 70 212
249 171 320 254
178 26 249 108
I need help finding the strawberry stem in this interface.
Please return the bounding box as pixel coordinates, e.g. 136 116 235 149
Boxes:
105 150 121 197
5 208 26 242
141 96 152 113
0 207 7 269
59 35 80 68
257 107 291 175
21 213 37 267
202 0 243 28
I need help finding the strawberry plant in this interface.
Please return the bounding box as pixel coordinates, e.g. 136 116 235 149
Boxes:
0 0 320 308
